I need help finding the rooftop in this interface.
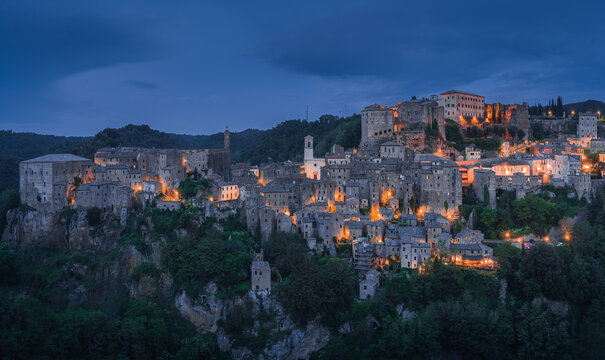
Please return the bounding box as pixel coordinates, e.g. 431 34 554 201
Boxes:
23 154 91 163
441 89 484 98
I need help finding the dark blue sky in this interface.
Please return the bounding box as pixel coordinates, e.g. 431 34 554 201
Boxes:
1 0 604 136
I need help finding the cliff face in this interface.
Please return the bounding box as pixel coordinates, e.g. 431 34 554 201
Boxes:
2 207 121 250
217 291 330 360
2 207 65 247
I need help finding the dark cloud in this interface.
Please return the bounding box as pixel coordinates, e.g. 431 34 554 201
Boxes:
250 0 605 97
0 2 164 94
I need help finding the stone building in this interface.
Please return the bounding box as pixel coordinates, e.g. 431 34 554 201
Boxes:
578 112 598 147
400 239 431 269
361 104 395 145
590 139 605 154
439 90 485 123
251 260 271 292
465 145 482 161
245 204 276 242
409 154 462 216
359 269 380 300
73 180 133 213
473 169 496 208
379 142 414 161
260 185 289 214
20 154 94 209
213 182 239 202
568 172 591 199
395 97 445 139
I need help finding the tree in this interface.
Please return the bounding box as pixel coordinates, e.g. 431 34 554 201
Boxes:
409 196 417 213
0 189 20 233
531 122 545 140
86 207 101 226
483 184 490 205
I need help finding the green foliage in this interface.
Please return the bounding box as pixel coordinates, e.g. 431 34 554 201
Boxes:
445 119 465 151
147 206 202 237
470 137 501 152
512 194 565 235
162 229 251 295
531 121 546 140
424 118 441 139
0 245 226 359
86 207 101 227
336 243 352 258
130 262 160 282
120 231 148 254
263 232 309 278
265 233 356 327
177 178 208 198
314 115 362 156
237 114 360 164
0 189 20 234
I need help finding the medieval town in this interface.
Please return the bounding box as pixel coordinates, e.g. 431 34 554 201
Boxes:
17 89 599 301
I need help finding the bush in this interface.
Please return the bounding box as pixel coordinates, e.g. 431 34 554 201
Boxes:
130 262 160 282
177 178 208 198
0 189 20 233
86 207 101 226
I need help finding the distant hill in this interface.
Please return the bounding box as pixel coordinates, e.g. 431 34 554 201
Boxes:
565 100 605 114
235 114 360 164
0 115 361 193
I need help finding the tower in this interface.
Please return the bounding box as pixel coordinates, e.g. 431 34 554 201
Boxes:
304 135 314 161
224 128 230 150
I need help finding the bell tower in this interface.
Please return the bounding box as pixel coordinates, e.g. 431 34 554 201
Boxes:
224 127 230 150
304 135 313 161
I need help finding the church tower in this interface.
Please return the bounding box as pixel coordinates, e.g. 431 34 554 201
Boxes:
224 128 230 150
304 135 314 161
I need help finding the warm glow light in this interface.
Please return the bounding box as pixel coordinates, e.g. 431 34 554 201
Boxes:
544 236 549 242
505 232 510 238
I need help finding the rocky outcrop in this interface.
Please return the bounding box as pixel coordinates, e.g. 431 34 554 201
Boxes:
175 287 222 333
532 296 569 317
2 207 64 246
2 207 121 250
217 292 329 360
266 319 330 360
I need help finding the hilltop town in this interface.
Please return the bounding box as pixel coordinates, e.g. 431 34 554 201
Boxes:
11 90 601 298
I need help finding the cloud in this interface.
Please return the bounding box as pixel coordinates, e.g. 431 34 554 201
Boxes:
249 0 605 99
0 2 165 94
